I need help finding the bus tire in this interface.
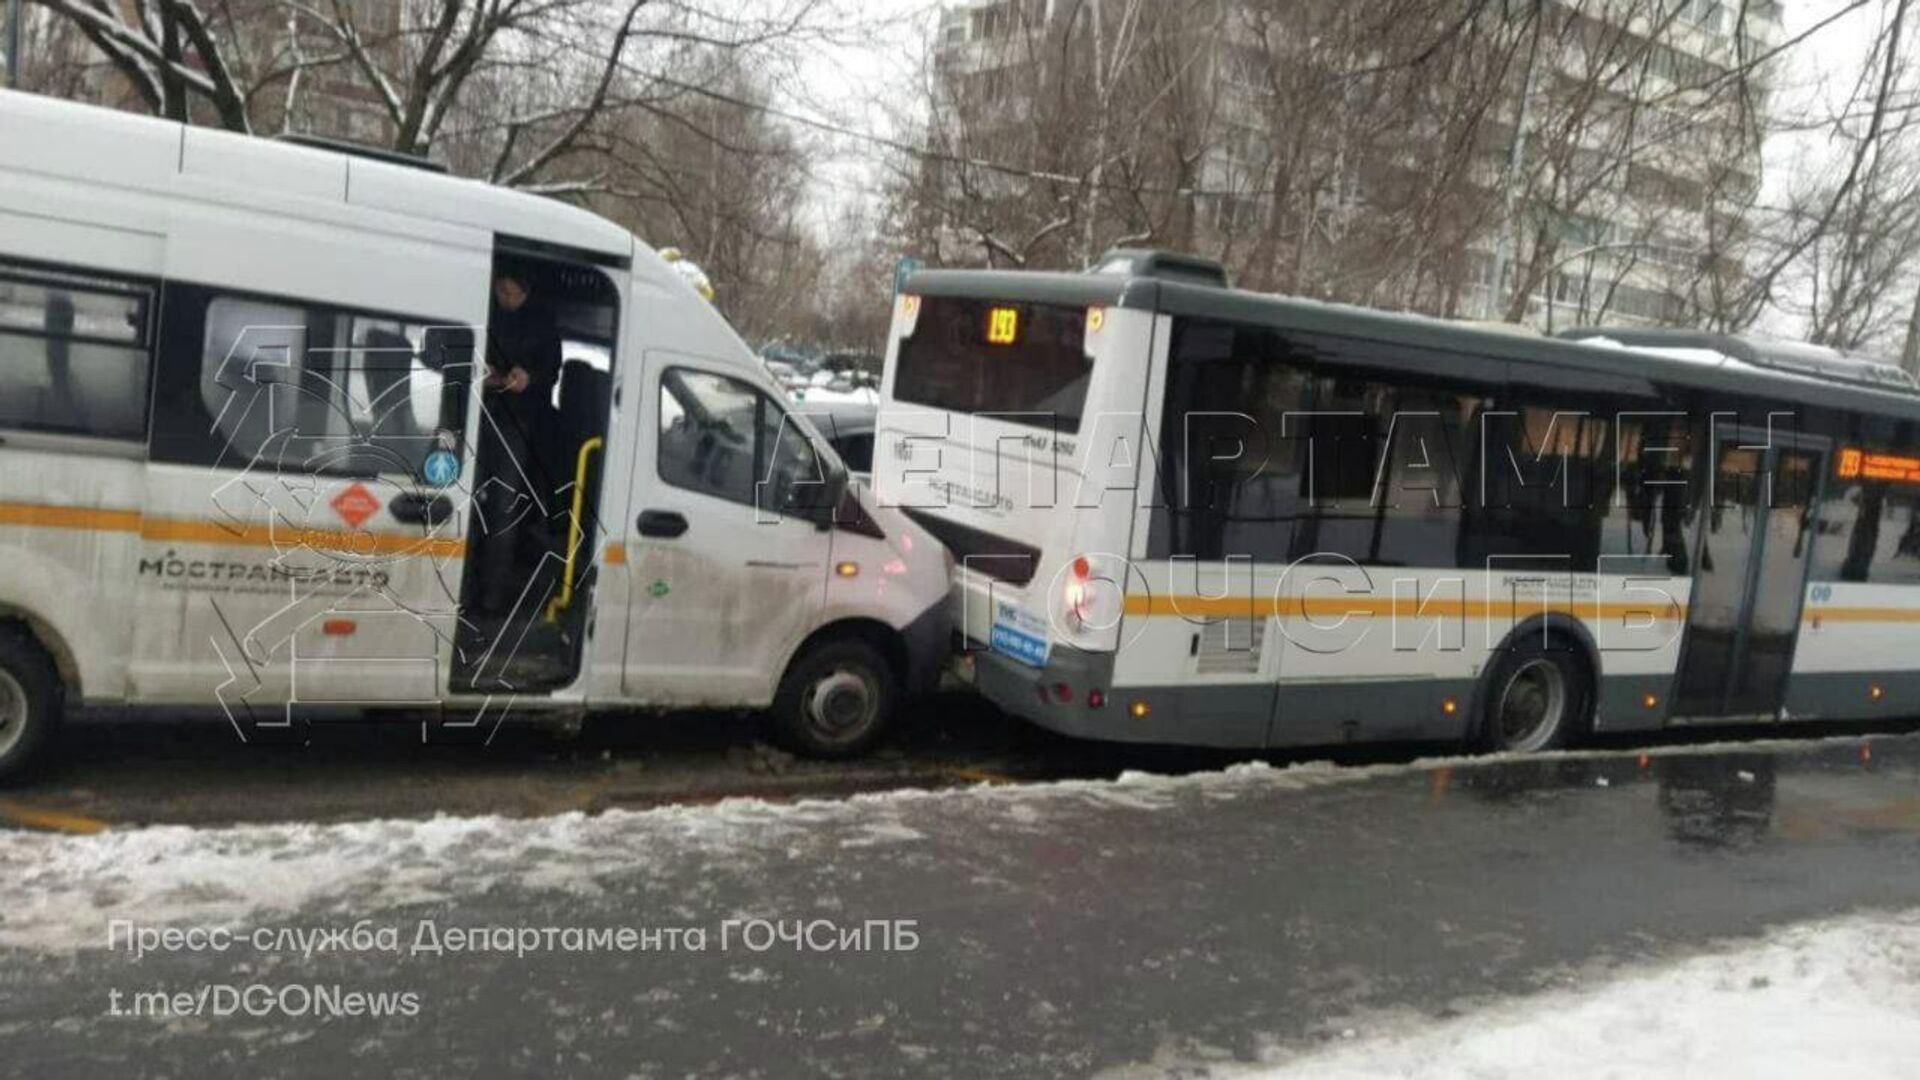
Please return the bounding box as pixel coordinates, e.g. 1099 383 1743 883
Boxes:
1478 639 1590 755
770 638 898 759
0 627 62 783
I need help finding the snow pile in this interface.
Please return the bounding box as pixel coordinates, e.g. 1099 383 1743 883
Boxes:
1241 909 1920 1080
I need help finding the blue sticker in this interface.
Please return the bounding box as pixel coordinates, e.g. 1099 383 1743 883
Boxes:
423 449 460 488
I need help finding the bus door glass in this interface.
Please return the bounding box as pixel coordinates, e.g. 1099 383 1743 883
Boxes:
1672 430 1825 718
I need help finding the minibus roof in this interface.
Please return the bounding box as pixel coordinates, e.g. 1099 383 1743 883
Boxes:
0 89 634 266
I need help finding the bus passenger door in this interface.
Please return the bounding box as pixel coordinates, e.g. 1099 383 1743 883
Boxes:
1671 431 1825 720
620 359 830 704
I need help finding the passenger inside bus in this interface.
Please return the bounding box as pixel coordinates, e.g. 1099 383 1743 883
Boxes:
475 263 566 617
459 254 619 692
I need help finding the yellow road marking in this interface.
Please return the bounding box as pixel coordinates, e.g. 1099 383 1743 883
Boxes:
947 766 1017 786
0 799 109 835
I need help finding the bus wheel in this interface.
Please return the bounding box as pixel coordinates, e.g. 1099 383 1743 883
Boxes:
771 638 898 759
0 628 61 783
1480 642 1588 755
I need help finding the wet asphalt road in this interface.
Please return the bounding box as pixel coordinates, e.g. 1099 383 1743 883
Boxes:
6 697 1915 830
2 732 1918 1078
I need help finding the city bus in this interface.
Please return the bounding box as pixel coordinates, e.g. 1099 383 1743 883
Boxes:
0 89 951 779
873 249 1920 753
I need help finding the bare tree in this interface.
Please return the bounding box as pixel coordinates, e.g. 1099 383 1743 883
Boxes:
1704 0 1918 346
891 0 1920 348
887 0 1222 270
23 0 836 195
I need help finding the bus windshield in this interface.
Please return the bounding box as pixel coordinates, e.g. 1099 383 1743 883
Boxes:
893 296 1091 431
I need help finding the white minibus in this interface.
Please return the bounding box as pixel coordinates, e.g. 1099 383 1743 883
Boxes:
0 90 951 778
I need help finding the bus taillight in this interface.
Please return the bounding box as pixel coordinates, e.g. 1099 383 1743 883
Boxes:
1064 556 1093 625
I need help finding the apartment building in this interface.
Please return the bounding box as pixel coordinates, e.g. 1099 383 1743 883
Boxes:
924 0 1783 329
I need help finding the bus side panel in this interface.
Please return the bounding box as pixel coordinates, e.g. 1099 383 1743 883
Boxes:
1106 564 1691 749
0 193 167 705
1786 581 1920 720
0 443 146 703
130 196 488 708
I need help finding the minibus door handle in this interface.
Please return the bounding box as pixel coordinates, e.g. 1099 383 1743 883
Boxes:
389 492 454 527
636 509 689 539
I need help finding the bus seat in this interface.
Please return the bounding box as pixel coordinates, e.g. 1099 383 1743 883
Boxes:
359 328 414 429
556 359 611 445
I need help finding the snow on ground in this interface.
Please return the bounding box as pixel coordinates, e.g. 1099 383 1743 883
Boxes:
0 734 1884 953
1230 909 1920 1080
0 759 1322 951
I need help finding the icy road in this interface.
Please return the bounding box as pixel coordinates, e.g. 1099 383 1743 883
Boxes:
2 735 1919 1078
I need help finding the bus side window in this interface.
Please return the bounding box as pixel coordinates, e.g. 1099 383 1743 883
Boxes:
0 259 153 440
1148 320 1310 563
1816 479 1920 586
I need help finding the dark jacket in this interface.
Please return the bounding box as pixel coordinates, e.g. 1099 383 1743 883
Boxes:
487 299 563 405
486 298 565 488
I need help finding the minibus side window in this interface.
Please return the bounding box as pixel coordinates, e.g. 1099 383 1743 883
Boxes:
152 287 468 476
0 259 153 440
659 369 758 505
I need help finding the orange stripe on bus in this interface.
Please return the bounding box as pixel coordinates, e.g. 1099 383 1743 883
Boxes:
0 501 462 558
1803 607 1920 624
1125 594 1920 625
0 503 143 533
140 518 464 559
1121 594 1687 622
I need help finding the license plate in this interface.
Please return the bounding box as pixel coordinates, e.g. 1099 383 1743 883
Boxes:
989 602 1051 668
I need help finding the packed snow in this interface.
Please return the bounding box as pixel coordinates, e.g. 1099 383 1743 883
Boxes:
1226 910 1920 1080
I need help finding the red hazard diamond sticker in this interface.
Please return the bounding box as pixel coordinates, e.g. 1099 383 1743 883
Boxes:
330 483 381 529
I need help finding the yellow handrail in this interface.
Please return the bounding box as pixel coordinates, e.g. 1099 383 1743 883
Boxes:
543 436 605 624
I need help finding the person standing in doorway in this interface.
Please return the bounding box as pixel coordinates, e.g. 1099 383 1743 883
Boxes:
477 265 565 616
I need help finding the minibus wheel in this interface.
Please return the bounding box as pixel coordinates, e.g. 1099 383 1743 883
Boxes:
1479 640 1590 755
771 639 898 759
0 628 61 782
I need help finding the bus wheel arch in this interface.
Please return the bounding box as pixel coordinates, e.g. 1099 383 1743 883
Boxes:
1474 616 1598 754
768 619 906 759
0 608 82 702
0 619 66 782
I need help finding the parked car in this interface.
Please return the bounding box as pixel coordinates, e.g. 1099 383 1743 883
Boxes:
801 401 876 477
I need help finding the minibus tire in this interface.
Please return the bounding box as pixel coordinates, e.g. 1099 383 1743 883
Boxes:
770 639 898 759
0 628 61 783
1478 640 1589 755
